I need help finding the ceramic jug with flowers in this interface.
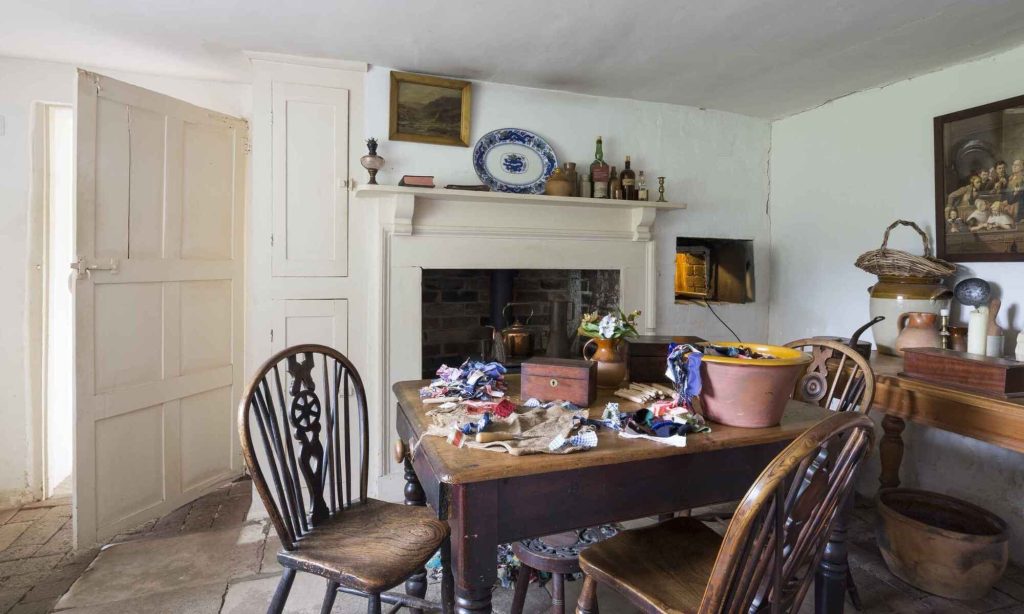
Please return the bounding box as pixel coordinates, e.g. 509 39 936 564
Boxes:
578 309 641 389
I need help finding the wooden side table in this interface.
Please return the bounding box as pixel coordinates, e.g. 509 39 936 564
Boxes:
870 352 1024 489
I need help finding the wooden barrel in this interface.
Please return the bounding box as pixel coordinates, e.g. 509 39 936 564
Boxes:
877 488 1008 600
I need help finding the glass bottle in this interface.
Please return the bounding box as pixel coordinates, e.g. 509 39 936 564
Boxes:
590 137 610 198
609 166 621 200
637 171 648 201
620 156 637 200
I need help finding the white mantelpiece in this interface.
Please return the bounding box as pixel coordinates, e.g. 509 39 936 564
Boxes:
356 185 686 492
353 185 686 240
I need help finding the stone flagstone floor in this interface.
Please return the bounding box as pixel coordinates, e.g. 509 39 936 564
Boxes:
3 477 1024 613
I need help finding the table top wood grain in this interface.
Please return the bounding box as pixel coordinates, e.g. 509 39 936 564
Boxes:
394 376 834 485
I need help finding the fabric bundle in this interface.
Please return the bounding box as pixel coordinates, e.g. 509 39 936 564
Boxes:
420 359 508 401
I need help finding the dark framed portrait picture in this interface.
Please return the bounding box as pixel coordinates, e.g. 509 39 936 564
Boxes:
935 93 1024 262
389 71 471 147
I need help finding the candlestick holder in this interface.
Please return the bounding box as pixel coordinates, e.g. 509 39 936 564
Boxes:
656 177 667 202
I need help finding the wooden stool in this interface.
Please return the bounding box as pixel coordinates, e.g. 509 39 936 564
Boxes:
510 525 618 614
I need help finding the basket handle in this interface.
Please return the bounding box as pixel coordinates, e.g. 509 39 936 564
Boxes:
880 220 932 257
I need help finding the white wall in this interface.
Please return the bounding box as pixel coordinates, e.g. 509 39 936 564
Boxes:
364 67 773 342
0 55 250 507
769 44 1024 558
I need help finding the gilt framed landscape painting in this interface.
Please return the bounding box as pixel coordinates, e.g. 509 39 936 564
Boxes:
389 71 471 147
935 93 1024 262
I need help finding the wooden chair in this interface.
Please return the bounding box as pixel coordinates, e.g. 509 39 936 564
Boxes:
239 345 450 614
510 526 619 614
575 411 875 614
784 338 875 415
785 337 875 609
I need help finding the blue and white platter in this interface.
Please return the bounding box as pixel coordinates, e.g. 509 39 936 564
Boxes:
472 128 558 194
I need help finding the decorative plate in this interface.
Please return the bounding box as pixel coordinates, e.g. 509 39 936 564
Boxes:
472 128 558 193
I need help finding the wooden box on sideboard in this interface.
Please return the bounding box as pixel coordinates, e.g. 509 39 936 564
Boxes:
626 335 706 383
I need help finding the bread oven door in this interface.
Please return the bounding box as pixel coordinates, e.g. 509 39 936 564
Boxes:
675 245 714 299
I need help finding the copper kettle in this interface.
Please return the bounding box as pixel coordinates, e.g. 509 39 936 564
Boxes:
501 303 534 358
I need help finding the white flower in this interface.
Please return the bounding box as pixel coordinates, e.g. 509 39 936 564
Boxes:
598 315 618 338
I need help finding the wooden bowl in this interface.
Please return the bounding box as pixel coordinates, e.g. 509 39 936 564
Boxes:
877 488 1008 600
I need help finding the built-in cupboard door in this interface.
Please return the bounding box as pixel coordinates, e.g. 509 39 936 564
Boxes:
272 299 349 353
73 71 247 547
272 82 350 277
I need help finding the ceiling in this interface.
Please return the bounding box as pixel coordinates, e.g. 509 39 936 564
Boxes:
5 0 1024 118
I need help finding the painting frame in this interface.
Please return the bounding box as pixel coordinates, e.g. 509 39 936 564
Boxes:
389 71 471 147
934 93 1024 262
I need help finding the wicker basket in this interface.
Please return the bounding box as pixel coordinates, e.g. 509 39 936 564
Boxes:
855 220 956 279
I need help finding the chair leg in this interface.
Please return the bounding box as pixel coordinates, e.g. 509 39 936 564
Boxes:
268 568 296 614
441 539 455 614
576 575 598 614
510 564 534 614
551 573 565 614
846 567 863 611
320 580 339 614
366 592 382 614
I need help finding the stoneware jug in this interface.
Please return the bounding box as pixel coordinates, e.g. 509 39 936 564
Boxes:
583 338 626 389
895 311 941 355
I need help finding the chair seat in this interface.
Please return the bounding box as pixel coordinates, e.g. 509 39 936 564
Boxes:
277 498 449 593
579 517 723 614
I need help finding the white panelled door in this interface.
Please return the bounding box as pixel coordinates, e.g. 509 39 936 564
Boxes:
73 71 247 547
271 82 349 277
272 299 349 353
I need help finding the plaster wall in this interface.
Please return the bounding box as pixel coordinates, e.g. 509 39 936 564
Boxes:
363 66 773 343
769 43 1024 559
0 55 250 507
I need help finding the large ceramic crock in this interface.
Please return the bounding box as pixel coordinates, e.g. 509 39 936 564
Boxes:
869 276 952 355
698 343 811 428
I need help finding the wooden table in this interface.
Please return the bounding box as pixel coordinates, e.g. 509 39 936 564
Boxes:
394 377 846 614
870 352 1024 489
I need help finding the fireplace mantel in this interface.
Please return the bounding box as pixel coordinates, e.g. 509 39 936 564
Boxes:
353 184 686 241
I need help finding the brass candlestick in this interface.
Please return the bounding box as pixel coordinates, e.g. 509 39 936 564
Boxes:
656 177 667 202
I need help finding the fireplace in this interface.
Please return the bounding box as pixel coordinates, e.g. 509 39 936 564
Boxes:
421 269 620 377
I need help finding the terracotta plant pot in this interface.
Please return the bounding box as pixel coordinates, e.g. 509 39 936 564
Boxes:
583 338 627 390
698 342 811 428
877 488 1008 600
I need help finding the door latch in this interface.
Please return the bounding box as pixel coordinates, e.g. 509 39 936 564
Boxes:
71 256 119 280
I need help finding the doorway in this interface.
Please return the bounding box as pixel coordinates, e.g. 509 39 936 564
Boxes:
39 103 74 499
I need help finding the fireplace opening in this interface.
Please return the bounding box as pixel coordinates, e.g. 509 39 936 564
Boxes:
421 269 620 378
675 237 754 304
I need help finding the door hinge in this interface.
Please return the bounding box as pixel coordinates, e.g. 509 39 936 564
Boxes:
270 233 274 247
270 329 274 343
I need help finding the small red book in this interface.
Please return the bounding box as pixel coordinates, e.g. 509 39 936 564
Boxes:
399 175 435 188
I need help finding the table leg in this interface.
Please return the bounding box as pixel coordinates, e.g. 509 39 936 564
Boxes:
450 483 498 614
402 450 428 614
879 414 906 490
815 494 852 614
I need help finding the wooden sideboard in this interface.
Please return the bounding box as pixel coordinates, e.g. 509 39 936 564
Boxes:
870 352 1024 488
